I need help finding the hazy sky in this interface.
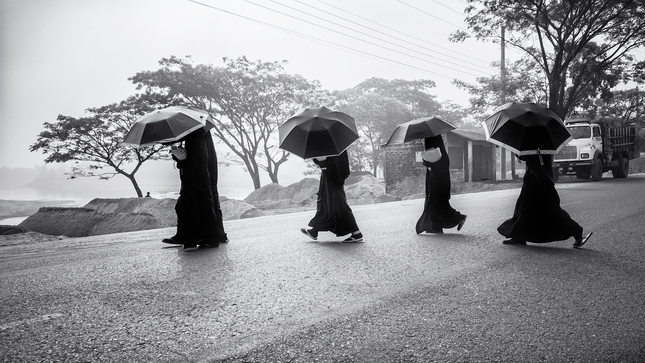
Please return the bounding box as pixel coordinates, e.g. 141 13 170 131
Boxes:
1 0 518 195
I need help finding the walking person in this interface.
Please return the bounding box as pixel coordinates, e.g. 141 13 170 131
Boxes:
162 128 227 251
416 135 467 234
300 150 364 243
498 153 592 248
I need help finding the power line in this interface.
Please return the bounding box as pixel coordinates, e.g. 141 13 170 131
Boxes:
245 0 486 77
187 0 462 81
318 0 490 67
430 0 468 17
396 0 469 31
294 0 494 73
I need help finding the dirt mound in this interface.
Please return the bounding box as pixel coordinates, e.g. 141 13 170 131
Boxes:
220 197 266 220
345 174 386 205
85 198 177 226
0 225 30 235
244 178 319 210
17 196 266 237
243 174 389 210
19 207 165 237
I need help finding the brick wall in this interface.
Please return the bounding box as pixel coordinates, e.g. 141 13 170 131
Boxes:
384 140 426 191
384 139 469 194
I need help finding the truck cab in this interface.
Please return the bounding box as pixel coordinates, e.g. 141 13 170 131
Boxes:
558 122 602 162
554 119 635 181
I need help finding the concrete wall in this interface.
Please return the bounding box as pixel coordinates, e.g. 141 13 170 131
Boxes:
383 133 495 193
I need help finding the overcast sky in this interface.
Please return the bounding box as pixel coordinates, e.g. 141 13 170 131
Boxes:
0 0 513 169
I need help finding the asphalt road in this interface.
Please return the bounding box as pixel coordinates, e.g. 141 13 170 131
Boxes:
1 175 644 362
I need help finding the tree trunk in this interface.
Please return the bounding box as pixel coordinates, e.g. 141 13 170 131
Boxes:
268 168 279 185
128 175 143 197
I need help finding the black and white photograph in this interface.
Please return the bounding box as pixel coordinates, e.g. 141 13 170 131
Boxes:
1 0 644 361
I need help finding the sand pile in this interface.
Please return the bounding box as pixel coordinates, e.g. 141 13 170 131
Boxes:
244 178 319 210
244 174 391 210
14 175 392 237
345 174 387 205
85 198 177 225
19 206 165 237
18 196 265 237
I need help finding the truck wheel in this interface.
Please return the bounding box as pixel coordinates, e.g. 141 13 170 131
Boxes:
591 157 603 181
617 157 629 178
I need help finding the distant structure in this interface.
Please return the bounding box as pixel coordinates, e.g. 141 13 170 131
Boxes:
383 130 495 193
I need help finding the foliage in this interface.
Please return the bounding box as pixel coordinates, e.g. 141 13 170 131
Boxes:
454 56 548 117
30 91 176 197
596 88 645 127
130 56 327 189
333 91 414 175
332 78 451 175
349 78 441 116
452 0 645 119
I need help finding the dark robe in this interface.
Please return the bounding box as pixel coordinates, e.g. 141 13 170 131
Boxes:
308 151 360 236
173 129 226 244
416 135 466 233
204 131 227 242
497 154 583 242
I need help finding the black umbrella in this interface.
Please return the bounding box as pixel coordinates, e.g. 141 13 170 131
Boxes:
481 102 572 156
122 106 215 148
278 106 359 159
383 116 456 147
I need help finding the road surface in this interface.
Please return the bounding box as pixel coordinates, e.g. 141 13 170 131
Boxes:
1 175 644 362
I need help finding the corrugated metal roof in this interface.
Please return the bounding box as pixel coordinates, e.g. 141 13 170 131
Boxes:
448 129 487 141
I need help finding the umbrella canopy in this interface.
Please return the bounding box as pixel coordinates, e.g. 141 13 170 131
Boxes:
122 106 216 148
383 116 456 147
481 102 572 155
278 106 359 159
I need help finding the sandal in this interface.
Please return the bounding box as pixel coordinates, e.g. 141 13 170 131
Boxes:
573 232 593 249
502 238 526 245
457 216 467 231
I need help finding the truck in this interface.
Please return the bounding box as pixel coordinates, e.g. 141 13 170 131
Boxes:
553 119 637 182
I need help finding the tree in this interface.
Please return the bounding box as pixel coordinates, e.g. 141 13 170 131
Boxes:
349 78 442 116
335 92 414 175
596 87 645 127
454 56 549 116
452 0 645 119
30 91 177 197
332 77 470 176
130 56 327 190
333 78 442 176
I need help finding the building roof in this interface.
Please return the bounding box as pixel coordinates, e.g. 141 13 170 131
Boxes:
447 129 487 141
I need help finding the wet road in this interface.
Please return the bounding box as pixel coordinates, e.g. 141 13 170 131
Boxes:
1 175 644 362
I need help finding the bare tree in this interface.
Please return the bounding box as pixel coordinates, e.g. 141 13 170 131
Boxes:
30 92 177 197
130 56 328 189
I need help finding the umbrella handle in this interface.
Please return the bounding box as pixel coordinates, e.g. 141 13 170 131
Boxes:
537 148 543 166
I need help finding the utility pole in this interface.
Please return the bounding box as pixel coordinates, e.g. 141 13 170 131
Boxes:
500 25 516 180
500 26 507 180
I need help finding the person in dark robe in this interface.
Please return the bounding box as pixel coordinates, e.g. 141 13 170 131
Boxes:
162 128 227 250
300 150 363 243
498 153 592 248
416 135 467 234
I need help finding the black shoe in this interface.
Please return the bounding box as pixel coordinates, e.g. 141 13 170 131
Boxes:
300 228 318 240
343 233 364 243
183 244 199 252
162 236 184 244
426 229 444 234
503 238 526 245
573 232 592 248
457 216 467 231
200 242 219 248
